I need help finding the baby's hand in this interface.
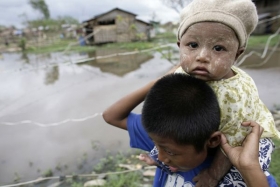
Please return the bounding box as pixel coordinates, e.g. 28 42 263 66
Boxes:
193 168 219 187
138 153 158 166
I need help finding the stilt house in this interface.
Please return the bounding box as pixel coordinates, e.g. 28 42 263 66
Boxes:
83 8 152 44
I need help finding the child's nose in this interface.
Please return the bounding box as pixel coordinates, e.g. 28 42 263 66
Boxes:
196 48 210 63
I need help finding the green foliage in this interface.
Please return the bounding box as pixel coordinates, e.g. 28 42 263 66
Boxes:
18 37 26 51
13 172 21 183
129 24 137 31
103 41 155 51
29 0 50 19
43 169 53 177
65 178 84 187
103 172 141 187
27 39 96 54
93 151 127 173
270 138 280 184
63 151 146 187
153 31 177 43
116 15 123 22
136 33 146 40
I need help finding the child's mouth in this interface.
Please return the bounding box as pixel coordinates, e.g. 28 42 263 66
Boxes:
168 166 179 172
192 67 209 75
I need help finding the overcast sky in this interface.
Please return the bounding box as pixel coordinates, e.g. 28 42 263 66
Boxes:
0 0 180 28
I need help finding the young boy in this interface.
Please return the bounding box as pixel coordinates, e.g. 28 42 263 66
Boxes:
103 73 277 186
147 0 280 186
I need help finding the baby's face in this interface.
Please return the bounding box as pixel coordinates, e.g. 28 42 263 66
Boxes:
179 22 241 81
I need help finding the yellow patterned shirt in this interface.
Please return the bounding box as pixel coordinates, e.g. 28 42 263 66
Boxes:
175 66 280 146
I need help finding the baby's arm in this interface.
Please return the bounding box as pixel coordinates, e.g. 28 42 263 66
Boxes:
193 149 231 187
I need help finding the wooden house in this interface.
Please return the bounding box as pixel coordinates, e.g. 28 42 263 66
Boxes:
83 8 152 44
253 0 280 34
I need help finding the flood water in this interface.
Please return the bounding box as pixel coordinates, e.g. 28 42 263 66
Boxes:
0 46 279 185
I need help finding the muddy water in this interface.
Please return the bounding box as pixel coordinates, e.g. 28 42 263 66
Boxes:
0 48 279 185
0 50 173 185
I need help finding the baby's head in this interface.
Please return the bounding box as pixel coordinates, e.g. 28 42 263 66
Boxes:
177 0 258 81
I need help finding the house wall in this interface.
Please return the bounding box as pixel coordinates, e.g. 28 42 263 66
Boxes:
135 21 150 40
94 25 117 43
85 9 151 44
95 10 136 42
116 15 135 42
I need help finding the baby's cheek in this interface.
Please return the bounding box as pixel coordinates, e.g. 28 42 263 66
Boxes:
209 60 221 73
210 59 229 73
180 53 191 72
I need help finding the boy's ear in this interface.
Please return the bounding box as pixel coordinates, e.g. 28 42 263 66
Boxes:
177 41 180 47
206 131 222 148
235 47 245 60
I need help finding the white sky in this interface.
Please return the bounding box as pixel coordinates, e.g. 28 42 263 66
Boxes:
0 0 180 28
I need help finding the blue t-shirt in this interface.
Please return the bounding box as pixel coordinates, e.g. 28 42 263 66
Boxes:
127 113 278 187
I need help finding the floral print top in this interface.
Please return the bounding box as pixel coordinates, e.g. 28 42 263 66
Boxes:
175 66 280 146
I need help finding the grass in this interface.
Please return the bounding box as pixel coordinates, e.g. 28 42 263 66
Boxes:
63 151 153 187
247 34 280 49
19 32 280 55
26 39 97 54
270 138 280 184
22 31 177 54
25 39 159 54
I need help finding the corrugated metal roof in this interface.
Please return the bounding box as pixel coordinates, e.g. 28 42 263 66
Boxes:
83 8 137 23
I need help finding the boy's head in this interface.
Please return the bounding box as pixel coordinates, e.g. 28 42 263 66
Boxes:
142 74 221 171
176 0 258 81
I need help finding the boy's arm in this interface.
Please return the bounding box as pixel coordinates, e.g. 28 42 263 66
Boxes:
103 65 180 130
193 149 232 187
103 80 157 130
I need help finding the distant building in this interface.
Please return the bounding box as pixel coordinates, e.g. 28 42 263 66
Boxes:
82 8 152 44
253 0 280 34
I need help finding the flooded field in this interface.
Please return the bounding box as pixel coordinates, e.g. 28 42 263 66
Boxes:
0 46 279 185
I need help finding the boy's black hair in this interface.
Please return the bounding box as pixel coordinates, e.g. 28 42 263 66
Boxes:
142 73 220 152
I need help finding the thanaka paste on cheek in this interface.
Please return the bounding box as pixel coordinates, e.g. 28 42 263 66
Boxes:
181 53 190 73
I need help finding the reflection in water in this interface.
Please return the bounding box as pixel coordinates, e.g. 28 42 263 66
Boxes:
20 52 29 64
44 66 59 85
83 49 154 76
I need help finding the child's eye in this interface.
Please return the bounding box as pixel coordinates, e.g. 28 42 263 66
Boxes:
164 149 176 156
213 45 226 51
188 42 198 48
